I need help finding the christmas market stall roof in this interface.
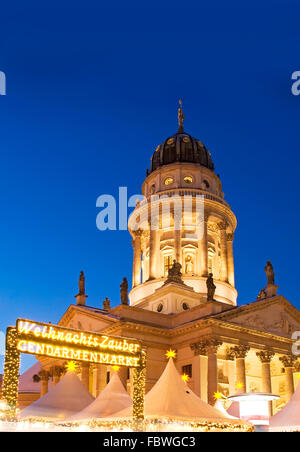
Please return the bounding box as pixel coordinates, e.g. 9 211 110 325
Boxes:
269 381 300 431
19 371 94 420
108 358 250 428
68 371 132 421
18 362 42 394
214 399 237 419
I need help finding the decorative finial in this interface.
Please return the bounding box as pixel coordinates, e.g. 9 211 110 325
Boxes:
178 99 185 132
264 260 275 286
78 271 85 295
75 271 88 305
120 277 128 305
102 297 111 311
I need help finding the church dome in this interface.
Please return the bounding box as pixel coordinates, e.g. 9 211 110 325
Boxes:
149 100 214 173
150 131 214 173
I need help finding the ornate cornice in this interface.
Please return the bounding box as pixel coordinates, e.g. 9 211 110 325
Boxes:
39 370 50 380
214 295 300 326
256 350 275 363
279 355 297 368
190 338 222 356
217 221 227 231
190 341 208 356
50 366 64 377
228 344 250 359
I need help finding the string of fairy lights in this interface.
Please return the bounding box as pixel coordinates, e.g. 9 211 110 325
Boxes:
2 327 20 415
0 336 254 431
132 348 146 421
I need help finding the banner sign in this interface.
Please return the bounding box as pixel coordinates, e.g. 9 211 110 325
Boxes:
16 318 142 367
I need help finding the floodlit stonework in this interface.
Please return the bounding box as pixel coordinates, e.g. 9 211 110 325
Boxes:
20 105 300 415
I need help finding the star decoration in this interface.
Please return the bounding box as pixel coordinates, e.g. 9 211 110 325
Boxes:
165 349 176 359
181 373 189 382
236 382 244 389
65 361 78 372
214 391 224 400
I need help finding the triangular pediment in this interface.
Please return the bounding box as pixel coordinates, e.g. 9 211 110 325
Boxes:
58 304 119 333
214 296 300 338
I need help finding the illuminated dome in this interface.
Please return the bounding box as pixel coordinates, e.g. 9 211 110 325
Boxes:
150 132 214 173
149 100 214 173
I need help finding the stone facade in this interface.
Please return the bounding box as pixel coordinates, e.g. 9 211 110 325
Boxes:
24 109 300 414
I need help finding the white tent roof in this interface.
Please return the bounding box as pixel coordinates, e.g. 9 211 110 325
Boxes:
214 399 237 419
110 358 245 424
18 362 42 393
269 382 300 431
69 372 132 421
19 371 94 420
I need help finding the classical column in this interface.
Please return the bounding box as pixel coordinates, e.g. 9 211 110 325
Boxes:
207 340 222 405
228 345 250 392
198 214 208 277
279 355 296 401
132 230 142 287
148 226 160 280
257 350 275 415
191 338 222 405
96 365 107 396
226 233 235 287
51 366 63 386
40 370 50 397
218 221 228 282
190 341 209 401
81 362 90 390
174 212 182 265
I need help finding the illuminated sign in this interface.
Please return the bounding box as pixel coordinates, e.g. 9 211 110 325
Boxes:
16 319 142 367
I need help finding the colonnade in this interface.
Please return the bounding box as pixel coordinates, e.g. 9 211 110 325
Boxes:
131 216 235 287
190 340 296 408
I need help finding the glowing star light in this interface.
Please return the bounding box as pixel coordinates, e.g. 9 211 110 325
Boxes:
236 382 244 389
165 349 176 359
181 373 189 382
214 392 224 400
112 365 120 371
65 361 78 372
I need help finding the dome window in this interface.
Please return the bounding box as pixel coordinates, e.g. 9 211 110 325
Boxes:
184 176 193 184
157 303 163 313
164 177 174 186
202 179 210 189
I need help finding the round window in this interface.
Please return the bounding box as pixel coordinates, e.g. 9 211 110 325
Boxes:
184 176 193 184
164 177 174 186
182 302 189 311
157 303 163 313
202 180 210 189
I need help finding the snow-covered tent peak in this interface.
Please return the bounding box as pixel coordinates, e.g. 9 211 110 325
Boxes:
69 371 132 421
19 371 94 420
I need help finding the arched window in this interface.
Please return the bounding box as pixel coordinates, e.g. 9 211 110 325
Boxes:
164 255 173 275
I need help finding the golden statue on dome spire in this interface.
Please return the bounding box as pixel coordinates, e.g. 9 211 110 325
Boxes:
178 98 185 132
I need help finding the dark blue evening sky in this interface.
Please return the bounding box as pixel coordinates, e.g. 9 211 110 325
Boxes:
0 1 299 372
